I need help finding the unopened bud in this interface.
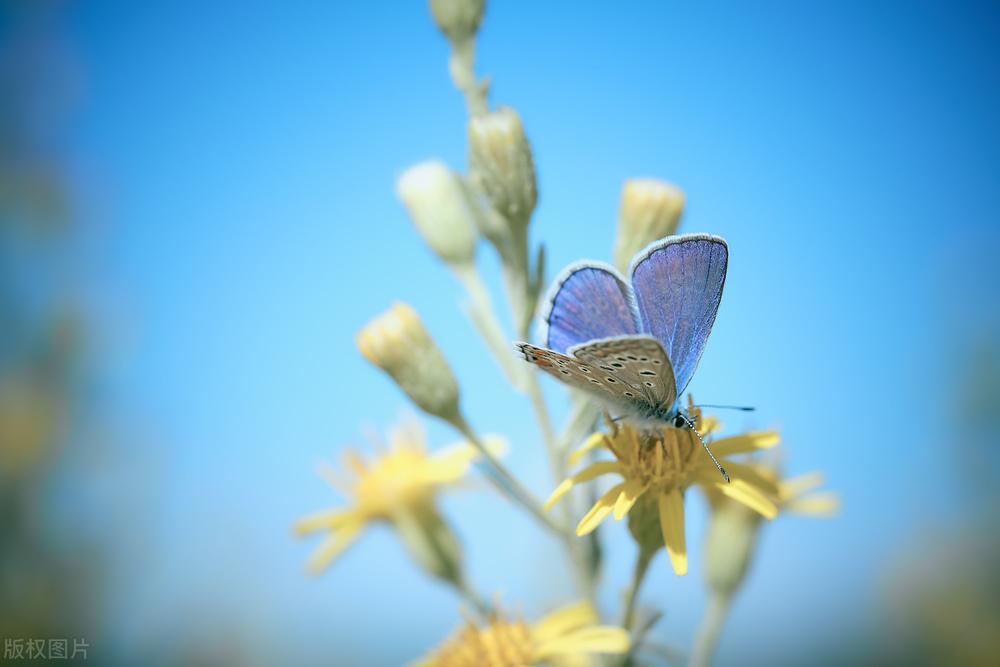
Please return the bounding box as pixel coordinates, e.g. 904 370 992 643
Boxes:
704 497 761 598
397 161 478 268
357 303 461 422
429 0 485 45
614 179 685 272
469 107 537 227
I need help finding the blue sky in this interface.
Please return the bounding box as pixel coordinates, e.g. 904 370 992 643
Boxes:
50 1 1000 664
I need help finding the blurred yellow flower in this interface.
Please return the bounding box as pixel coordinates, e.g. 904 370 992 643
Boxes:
776 471 840 517
703 466 838 598
546 397 780 576
294 420 504 576
415 602 629 667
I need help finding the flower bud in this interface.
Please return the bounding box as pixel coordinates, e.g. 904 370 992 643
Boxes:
626 492 663 559
429 0 485 45
703 496 761 598
469 107 538 227
397 161 478 268
392 503 465 587
357 303 461 422
613 179 685 272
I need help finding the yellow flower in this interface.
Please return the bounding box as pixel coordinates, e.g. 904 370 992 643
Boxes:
415 602 629 667
545 397 780 576
294 420 504 576
776 471 840 517
704 466 837 597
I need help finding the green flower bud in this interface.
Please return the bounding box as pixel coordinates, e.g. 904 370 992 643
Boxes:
356 303 461 423
429 0 485 45
704 497 762 598
613 179 685 272
469 107 538 228
397 161 478 269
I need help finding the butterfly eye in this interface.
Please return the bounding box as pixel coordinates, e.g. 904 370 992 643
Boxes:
673 414 686 428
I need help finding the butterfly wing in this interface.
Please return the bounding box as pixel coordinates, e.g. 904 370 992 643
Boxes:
540 262 640 354
569 335 677 415
629 234 728 397
516 342 647 416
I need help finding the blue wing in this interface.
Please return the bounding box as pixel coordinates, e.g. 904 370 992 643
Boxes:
629 234 728 397
541 262 640 354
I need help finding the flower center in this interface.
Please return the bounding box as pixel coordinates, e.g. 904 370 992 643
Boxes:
354 450 435 517
619 425 698 491
432 617 534 667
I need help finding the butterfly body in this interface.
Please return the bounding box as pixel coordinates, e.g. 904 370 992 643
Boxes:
517 234 728 427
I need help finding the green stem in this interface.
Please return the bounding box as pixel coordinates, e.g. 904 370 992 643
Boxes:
458 578 492 618
453 264 527 390
450 414 565 536
688 593 732 667
622 549 655 631
448 37 488 116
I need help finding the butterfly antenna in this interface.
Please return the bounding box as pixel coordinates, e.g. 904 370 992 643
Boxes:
677 414 730 483
692 404 755 412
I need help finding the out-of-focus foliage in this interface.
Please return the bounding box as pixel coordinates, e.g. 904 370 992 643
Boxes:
0 0 101 651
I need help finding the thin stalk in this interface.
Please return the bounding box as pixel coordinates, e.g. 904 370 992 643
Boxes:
448 38 488 116
453 264 527 390
457 578 492 618
450 414 564 536
622 549 655 631
688 593 733 667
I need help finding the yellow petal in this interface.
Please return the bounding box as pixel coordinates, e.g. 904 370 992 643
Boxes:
424 436 509 485
700 416 722 436
568 432 611 467
709 431 780 458
293 509 356 536
545 461 623 512
785 492 840 517
343 450 368 476
778 471 826 501
305 519 365 574
717 478 778 520
576 483 625 536
658 489 687 576
725 462 780 496
613 478 647 520
533 602 598 642
534 626 631 658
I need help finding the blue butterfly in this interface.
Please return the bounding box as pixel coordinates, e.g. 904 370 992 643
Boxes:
517 233 728 430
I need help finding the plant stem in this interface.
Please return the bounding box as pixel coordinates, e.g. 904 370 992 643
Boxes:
457 578 492 618
688 593 732 667
622 549 655 631
448 38 488 116
453 264 527 390
450 414 565 536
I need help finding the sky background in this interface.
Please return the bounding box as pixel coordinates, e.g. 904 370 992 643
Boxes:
17 0 1000 664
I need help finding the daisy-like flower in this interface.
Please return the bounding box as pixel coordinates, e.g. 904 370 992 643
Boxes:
775 471 840 517
703 466 839 598
545 397 781 576
414 602 629 667
294 420 504 579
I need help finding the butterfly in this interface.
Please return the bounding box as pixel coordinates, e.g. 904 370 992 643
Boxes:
516 233 728 432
